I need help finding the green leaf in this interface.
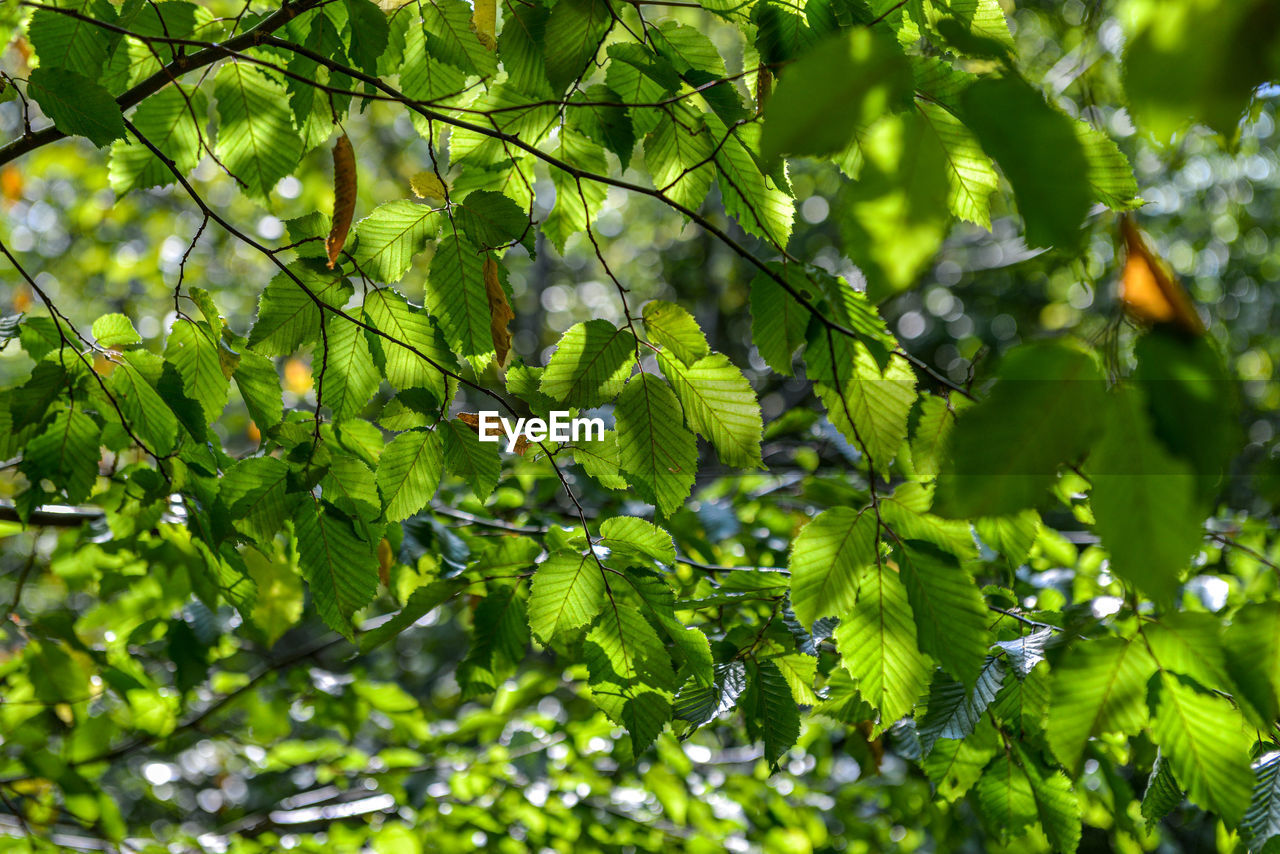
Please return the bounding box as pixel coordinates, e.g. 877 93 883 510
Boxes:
343 0 390 72
896 542 991 686
924 718 999 801
658 352 763 469
213 63 302 199
294 500 379 640
1047 637 1154 775
92 314 140 348
28 0 117 78
319 457 381 527
457 190 532 254
571 429 628 490
1151 673 1254 825
358 580 465 653
788 506 877 629
375 429 444 522
1142 750 1184 825
1016 744 1083 854
27 67 126 147
543 0 611 91
363 288 454 406
934 340 1107 518
497 1 552 96
1089 385 1204 604
165 320 229 425
1243 752 1280 851
674 661 747 727
107 352 181 456
21 406 99 504
544 128 609 252
527 550 605 643
616 373 698 517
834 559 930 725
760 27 911 163
584 601 675 753
960 77 1090 249
318 317 379 422
233 350 283 430
421 0 498 77
598 517 677 566
221 456 295 544
441 419 500 502
812 344 916 474
705 113 795 248
915 99 999 229
425 233 492 368
976 754 1038 840
878 482 978 561
625 568 713 686
1225 603 1280 727
248 263 354 357
641 300 709 366
1075 118 1139 210
539 319 635 408
458 585 528 696
837 110 951 299
353 201 441 283
749 267 810 375
746 659 800 767
643 103 715 214
917 658 1004 753
110 87 206 194
571 84 636 171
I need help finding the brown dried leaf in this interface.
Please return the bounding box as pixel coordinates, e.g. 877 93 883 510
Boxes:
483 256 514 372
456 412 530 455
326 134 357 269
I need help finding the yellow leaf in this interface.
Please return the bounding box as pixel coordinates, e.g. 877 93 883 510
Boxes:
411 170 447 202
326 134 357 269
473 0 497 50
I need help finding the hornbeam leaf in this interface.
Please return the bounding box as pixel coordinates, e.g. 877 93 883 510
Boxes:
915 99 999 229
995 627 1054 678
1142 750 1184 826
92 314 140 348
353 200 441 284
706 113 795 248
165 319 229 425
358 580 466 653
527 550 606 642
21 406 100 505
248 263 354 357
917 658 1004 753
1047 637 1155 775
375 429 444 522
221 456 295 545
641 300 709 367
643 104 715 214
788 507 877 629
1090 385 1204 604
759 27 911 163
543 0 612 91
658 352 763 469
426 233 493 369
674 661 747 728
27 0 117 78
934 340 1106 518
976 754 1038 840
212 63 302 200
896 541 991 686
747 659 800 767
1015 744 1083 854
924 718 999 802
1243 752 1280 850
441 419 500 501
834 560 930 726
1151 673 1254 825
458 585 528 696
421 0 498 76
615 373 698 517
27 67 126 147
1225 603 1280 727
540 319 635 408
319 316 379 422
295 500 379 640
749 266 810 375
110 87 206 194
362 288 455 406
108 352 181 456
812 343 916 474
545 129 609 252
960 77 1090 249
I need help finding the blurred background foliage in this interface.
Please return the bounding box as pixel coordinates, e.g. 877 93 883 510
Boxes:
0 0 1278 851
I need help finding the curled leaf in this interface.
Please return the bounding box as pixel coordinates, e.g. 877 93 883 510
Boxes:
484 256 514 373
1119 216 1203 336
326 134 357 269
473 0 497 51
457 411 529 455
